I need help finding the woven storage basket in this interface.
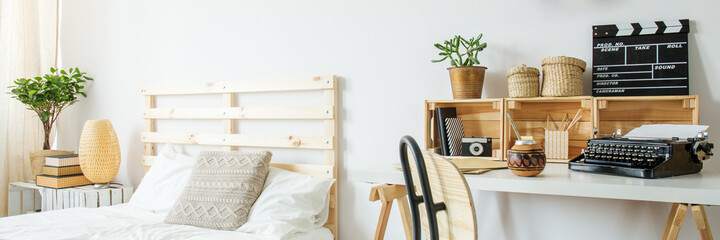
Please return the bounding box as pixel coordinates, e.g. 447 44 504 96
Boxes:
507 64 540 97
540 56 586 97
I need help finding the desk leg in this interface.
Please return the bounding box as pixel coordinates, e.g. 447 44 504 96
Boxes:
370 184 411 240
691 204 714 240
370 184 395 240
662 203 688 240
374 199 393 240
397 195 412 240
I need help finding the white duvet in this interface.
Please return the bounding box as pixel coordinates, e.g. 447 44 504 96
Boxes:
0 204 333 240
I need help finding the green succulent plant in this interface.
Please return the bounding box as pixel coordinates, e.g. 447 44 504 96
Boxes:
432 34 487 67
8 67 93 150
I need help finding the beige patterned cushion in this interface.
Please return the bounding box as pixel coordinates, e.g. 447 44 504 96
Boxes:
164 150 272 230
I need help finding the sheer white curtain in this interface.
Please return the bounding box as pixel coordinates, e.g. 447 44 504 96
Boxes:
0 0 58 217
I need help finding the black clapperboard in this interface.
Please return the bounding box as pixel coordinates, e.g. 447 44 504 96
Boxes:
592 19 689 96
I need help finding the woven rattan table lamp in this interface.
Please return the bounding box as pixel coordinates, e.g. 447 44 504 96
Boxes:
78 119 121 188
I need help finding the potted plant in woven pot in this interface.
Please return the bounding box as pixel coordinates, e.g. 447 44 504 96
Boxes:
432 34 488 99
8 67 93 180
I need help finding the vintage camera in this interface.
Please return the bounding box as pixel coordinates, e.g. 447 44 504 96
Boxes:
461 137 492 157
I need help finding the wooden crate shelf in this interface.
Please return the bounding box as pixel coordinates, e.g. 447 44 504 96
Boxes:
594 95 699 137
505 97 593 163
425 99 504 160
424 95 700 163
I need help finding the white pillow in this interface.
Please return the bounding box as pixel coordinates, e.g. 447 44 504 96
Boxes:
237 167 335 239
128 144 196 214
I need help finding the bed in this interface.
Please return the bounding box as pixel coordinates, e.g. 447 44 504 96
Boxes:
0 76 338 240
0 205 333 240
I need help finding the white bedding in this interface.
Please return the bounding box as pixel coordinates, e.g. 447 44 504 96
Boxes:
0 204 333 240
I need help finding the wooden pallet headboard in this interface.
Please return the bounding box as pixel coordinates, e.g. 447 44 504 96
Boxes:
140 75 338 237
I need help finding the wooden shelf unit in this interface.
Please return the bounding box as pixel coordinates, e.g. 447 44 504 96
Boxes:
424 95 700 163
594 95 699 136
505 97 593 163
425 99 505 160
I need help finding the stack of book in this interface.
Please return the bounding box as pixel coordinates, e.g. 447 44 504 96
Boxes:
36 154 92 189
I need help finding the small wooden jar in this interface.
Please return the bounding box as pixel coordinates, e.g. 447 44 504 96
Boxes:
507 64 540 98
507 139 546 177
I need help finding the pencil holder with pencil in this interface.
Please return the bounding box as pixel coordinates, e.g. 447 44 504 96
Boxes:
545 130 568 159
544 109 582 160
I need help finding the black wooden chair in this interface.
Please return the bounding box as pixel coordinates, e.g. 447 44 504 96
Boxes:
398 136 477 240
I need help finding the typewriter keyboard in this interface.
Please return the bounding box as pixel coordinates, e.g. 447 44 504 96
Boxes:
584 141 670 168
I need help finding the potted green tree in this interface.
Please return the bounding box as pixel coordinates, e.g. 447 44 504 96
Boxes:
8 67 93 179
432 34 488 99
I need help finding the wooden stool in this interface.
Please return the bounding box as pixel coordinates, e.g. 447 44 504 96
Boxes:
662 203 714 240
369 184 412 240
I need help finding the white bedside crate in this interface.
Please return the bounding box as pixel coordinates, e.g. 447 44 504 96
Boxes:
8 182 133 216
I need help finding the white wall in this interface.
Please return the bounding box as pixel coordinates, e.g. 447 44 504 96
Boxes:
58 0 720 239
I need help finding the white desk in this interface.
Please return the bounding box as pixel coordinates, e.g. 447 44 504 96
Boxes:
352 163 720 205
352 163 719 239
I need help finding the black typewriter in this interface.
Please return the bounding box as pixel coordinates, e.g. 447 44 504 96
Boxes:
569 134 714 178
